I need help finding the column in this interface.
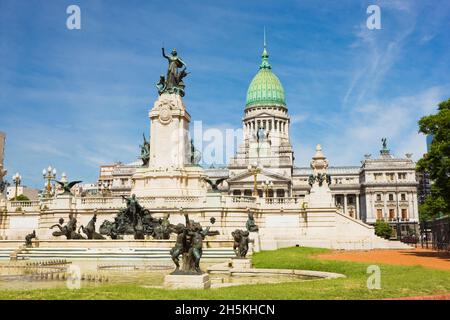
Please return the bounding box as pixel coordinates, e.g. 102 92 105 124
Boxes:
356 194 360 220
343 194 347 215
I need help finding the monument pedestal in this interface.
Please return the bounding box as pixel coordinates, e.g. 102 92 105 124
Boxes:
164 273 211 289
249 232 261 253
131 93 207 198
230 258 252 270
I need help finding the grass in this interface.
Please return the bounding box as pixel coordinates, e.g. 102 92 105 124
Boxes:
1 247 450 299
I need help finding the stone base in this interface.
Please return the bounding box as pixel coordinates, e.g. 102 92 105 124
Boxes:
164 273 211 289
249 232 260 253
230 257 252 270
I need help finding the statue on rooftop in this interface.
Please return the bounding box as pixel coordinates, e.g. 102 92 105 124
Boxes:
54 180 82 196
382 137 387 150
203 177 226 192
159 47 189 97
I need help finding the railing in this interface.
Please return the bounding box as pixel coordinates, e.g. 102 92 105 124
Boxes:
264 197 302 205
231 196 257 203
4 194 313 213
9 200 40 208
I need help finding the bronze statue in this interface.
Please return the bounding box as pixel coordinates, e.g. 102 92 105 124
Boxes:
140 133 150 166
169 215 218 274
50 214 85 239
308 173 332 187
382 137 387 150
158 47 188 96
25 230 36 247
189 139 201 165
232 229 250 258
99 197 172 239
246 212 259 232
169 223 188 270
156 75 166 94
54 180 82 196
203 177 226 192
121 194 142 227
78 214 105 240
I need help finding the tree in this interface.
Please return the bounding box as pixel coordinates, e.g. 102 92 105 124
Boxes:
13 194 30 201
374 220 393 239
417 98 450 220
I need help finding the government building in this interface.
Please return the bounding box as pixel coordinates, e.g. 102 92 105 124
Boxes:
0 44 418 250
98 44 419 235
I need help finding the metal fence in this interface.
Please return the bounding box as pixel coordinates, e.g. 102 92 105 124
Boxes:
420 216 450 251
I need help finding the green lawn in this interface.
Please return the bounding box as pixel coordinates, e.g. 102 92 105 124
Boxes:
1 247 450 300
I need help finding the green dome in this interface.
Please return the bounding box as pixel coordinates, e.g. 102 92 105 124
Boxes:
245 47 285 108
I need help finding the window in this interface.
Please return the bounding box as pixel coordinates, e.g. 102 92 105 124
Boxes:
374 173 382 181
244 190 252 196
376 194 382 201
276 189 285 198
401 193 406 201
233 190 241 196
387 173 394 181
398 173 407 180
376 209 383 220
401 209 408 221
389 209 395 221
348 196 355 205
389 194 394 201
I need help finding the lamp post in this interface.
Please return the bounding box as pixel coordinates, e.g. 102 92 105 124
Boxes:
12 172 21 200
42 166 56 198
261 180 273 198
247 163 261 197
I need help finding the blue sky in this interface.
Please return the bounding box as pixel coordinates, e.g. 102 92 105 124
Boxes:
1 0 449 188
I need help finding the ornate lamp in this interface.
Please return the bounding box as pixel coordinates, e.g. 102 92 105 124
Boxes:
42 166 56 197
12 172 21 200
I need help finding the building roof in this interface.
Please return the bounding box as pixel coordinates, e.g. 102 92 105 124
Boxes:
293 166 360 176
204 167 229 178
245 45 285 108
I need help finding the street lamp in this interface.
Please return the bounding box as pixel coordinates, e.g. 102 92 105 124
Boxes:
261 180 273 198
42 166 56 197
247 162 261 197
12 172 21 200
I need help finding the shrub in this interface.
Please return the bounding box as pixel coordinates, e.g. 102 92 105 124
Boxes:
374 220 393 239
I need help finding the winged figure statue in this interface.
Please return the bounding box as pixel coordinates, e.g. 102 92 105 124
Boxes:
54 180 82 196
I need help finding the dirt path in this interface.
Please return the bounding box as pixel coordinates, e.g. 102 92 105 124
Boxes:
316 248 450 271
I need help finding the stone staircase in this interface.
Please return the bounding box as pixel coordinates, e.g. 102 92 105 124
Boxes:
0 247 15 260
14 247 235 261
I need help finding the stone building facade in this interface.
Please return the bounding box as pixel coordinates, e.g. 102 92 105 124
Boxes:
97 45 420 230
